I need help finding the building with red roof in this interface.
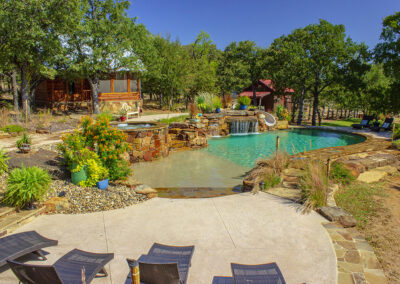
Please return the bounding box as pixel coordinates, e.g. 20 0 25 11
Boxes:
239 79 294 112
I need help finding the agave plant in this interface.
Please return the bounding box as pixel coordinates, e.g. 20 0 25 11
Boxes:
3 165 51 209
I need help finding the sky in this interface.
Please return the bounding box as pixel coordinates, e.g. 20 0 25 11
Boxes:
128 0 400 50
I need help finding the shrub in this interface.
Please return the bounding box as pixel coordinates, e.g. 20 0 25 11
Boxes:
393 123 400 140
238 96 251 106
74 157 108 187
263 169 282 189
97 111 113 122
0 148 9 174
212 97 222 109
300 161 329 212
16 133 31 149
3 165 51 209
258 151 290 175
330 162 355 184
160 115 188 124
58 116 132 181
1 124 25 134
275 105 290 121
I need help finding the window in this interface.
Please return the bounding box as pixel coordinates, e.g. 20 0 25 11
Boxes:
98 80 111 93
114 79 127 93
130 80 138 92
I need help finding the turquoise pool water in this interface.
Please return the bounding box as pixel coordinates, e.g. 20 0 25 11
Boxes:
203 128 365 168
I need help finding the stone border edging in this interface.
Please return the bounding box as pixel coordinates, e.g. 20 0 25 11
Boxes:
323 222 387 284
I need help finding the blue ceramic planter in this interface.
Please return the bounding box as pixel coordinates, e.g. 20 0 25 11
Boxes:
96 179 109 190
216 107 221 113
239 104 247 110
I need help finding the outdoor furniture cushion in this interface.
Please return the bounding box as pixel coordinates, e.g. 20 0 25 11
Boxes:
352 116 373 129
0 231 58 267
231 262 286 284
126 243 195 284
360 119 368 126
8 248 114 284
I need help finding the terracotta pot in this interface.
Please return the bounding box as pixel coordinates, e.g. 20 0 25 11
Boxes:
120 116 127 122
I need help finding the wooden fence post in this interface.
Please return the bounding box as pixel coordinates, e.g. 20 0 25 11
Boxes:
81 266 85 284
326 158 331 179
276 136 280 152
127 259 140 284
25 99 28 129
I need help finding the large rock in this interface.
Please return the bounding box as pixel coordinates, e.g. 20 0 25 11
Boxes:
169 122 189 129
356 165 397 183
134 184 157 194
317 206 352 222
338 215 357 228
44 197 70 213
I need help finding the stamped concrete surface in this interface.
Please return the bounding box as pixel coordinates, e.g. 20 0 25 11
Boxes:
0 193 336 284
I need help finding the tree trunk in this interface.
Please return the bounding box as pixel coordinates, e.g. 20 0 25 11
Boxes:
311 93 319 126
88 78 100 114
291 100 297 123
308 101 312 121
297 89 305 125
160 93 163 108
317 108 322 126
11 70 18 112
21 63 30 117
326 106 330 119
252 83 257 106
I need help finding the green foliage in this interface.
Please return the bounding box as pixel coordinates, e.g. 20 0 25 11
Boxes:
16 133 32 149
97 111 114 122
321 118 361 128
76 158 108 188
330 162 355 184
1 125 25 134
212 97 222 109
263 171 282 189
0 149 9 174
59 116 131 181
392 139 400 149
335 182 385 228
393 123 400 140
159 115 188 124
300 161 329 211
3 165 51 209
275 105 290 121
237 96 251 106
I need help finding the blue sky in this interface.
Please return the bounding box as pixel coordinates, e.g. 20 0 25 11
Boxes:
128 0 399 50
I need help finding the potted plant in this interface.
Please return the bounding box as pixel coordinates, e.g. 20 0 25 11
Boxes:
213 97 222 113
237 96 251 110
69 148 98 185
119 103 131 122
16 133 32 153
96 167 109 190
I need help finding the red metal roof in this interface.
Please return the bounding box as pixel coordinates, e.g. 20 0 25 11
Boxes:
238 91 271 98
259 79 295 93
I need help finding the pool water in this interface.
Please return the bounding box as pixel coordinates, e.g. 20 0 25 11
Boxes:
204 128 365 168
132 128 365 188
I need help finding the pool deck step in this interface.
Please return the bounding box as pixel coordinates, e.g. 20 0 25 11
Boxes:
0 206 45 237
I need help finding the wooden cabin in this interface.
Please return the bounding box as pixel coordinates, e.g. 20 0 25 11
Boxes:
35 72 141 112
239 79 294 112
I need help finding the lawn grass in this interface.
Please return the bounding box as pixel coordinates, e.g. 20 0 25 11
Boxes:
335 182 386 228
159 115 188 124
321 118 361 127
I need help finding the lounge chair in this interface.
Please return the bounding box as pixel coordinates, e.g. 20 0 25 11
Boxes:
0 231 58 267
8 248 114 284
126 243 195 284
352 116 373 129
371 117 394 132
231 262 286 284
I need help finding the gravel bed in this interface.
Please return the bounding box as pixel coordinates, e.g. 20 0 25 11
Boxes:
47 180 148 214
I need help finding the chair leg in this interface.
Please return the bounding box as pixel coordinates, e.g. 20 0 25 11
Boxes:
97 267 108 277
32 250 47 260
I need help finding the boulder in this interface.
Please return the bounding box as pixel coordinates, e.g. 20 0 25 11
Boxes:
338 215 357 228
134 184 157 194
44 197 70 213
169 122 189 129
317 206 352 222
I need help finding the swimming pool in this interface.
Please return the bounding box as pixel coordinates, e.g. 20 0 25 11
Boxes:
132 128 365 188
205 128 365 168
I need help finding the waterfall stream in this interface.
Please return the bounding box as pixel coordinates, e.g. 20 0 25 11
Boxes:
230 120 259 135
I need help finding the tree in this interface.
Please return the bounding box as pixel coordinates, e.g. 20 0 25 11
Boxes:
375 12 400 112
0 0 80 115
217 41 267 103
268 20 360 125
65 0 144 114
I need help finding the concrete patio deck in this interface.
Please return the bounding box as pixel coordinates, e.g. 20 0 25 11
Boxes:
0 193 336 284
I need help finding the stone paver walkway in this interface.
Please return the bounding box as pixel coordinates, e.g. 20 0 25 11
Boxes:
0 193 336 284
323 223 387 284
